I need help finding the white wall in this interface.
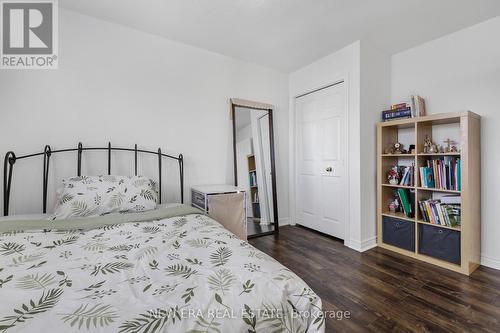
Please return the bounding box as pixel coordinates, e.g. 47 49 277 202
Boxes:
289 41 363 250
360 42 391 247
288 41 391 251
0 9 290 222
391 16 500 270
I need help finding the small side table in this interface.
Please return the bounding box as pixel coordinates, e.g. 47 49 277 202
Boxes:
191 185 247 239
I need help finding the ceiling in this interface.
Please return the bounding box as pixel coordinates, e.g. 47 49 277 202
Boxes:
61 0 500 72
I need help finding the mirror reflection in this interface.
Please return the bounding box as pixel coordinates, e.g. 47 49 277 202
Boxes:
233 106 277 237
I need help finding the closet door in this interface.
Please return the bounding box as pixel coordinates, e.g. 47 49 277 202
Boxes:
295 82 347 239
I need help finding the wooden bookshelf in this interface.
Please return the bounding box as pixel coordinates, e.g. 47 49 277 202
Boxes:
247 155 260 219
377 111 481 275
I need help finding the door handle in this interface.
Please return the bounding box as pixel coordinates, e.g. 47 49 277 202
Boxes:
325 167 333 172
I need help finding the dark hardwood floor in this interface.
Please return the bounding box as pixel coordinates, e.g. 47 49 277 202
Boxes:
247 218 275 236
249 226 500 333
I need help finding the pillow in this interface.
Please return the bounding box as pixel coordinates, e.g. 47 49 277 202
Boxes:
52 175 158 219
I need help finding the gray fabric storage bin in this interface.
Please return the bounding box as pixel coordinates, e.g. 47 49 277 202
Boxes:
418 224 461 265
382 216 415 252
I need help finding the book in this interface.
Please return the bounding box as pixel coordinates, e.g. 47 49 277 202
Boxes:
418 199 461 227
409 190 415 216
382 107 412 121
441 195 461 205
410 96 416 117
397 188 414 217
409 95 426 117
416 95 426 116
392 103 409 110
419 157 460 190
398 165 415 186
422 167 435 188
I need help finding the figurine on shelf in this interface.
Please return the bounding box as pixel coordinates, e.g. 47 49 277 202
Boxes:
384 144 395 154
388 201 396 213
385 142 406 154
423 135 433 153
388 196 400 213
393 142 404 154
443 138 458 153
387 166 400 185
429 144 439 154
409 144 416 154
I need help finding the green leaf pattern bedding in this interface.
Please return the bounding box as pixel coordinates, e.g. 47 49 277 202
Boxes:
0 206 324 333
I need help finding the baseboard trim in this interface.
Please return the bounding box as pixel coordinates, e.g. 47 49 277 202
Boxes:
481 254 500 271
279 218 290 226
348 236 377 252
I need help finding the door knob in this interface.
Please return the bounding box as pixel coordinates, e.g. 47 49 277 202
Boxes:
326 167 333 172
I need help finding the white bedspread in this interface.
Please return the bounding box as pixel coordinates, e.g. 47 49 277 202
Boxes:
0 210 324 333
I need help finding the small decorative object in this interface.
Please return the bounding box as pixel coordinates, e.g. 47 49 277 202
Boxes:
387 166 400 185
384 144 395 155
429 144 439 154
450 145 458 153
389 201 396 213
443 138 458 153
409 144 416 154
388 196 400 213
423 135 433 153
393 142 403 154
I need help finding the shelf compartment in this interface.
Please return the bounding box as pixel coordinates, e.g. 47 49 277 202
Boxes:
416 153 461 191
382 216 415 252
381 183 416 218
416 120 461 155
380 123 415 156
418 223 461 265
415 190 461 231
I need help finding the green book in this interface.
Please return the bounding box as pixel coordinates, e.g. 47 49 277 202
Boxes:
398 189 412 218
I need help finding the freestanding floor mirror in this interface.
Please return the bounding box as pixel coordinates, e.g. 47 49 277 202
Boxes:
230 98 279 238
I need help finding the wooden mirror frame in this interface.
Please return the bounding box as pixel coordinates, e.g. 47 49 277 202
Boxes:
230 98 279 238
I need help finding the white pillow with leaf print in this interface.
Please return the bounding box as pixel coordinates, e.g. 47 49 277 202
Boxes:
53 175 158 219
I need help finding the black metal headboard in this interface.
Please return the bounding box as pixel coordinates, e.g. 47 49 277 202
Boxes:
3 142 184 216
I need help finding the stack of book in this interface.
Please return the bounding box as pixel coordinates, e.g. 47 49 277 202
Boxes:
410 95 426 118
419 157 461 191
396 188 415 218
418 196 461 227
382 103 411 122
381 95 426 122
399 165 414 186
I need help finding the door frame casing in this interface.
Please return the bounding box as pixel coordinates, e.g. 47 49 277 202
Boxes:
290 77 351 246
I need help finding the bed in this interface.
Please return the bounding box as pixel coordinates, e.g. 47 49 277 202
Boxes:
0 144 324 333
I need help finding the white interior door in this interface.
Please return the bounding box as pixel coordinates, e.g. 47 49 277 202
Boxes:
258 113 274 222
251 109 271 224
295 82 347 239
